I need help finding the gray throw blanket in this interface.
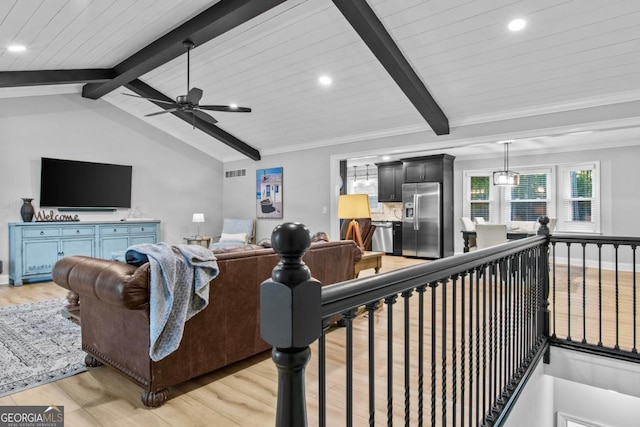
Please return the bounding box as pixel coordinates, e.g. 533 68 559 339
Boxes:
125 243 219 361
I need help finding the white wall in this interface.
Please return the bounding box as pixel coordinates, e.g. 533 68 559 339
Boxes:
0 94 224 283
223 127 640 247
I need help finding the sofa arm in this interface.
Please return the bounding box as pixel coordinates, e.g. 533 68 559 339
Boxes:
53 256 150 310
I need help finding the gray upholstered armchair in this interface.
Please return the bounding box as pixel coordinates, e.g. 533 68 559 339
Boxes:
209 218 256 249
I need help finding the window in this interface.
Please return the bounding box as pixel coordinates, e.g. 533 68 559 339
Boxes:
463 172 498 222
505 171 552 221
558 162 599 233
464 167 555 225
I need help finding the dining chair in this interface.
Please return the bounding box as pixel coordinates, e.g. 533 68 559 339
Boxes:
474 217 486 225
460 217 475 231
475 224 508 249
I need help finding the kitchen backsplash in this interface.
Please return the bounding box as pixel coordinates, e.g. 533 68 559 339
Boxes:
371 202 402 221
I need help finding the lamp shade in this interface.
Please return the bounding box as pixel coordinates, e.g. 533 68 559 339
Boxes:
337 194 371 219
192 213 205 223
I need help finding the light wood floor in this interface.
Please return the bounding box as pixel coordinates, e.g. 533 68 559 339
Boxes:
0 255 637 426
0 255 426 426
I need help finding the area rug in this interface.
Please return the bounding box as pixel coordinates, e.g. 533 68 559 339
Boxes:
0 298 87 397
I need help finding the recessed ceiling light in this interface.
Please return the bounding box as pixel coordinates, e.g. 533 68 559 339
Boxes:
229 103 238 109
7 44 26 53
318 75 332 86
508 18 526 32
382 155 391 161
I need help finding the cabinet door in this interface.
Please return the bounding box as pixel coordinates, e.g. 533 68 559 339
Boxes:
421 159 443 182
404 162 424 182
22 240 59 276
61 238 94 258
378 166 397 201
100 237 129 259
392 166 404 200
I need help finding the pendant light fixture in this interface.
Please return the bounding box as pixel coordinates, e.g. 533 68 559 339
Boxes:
493 141 519 186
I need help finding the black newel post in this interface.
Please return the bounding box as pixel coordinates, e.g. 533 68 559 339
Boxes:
260 222 322 427
537 216 551 363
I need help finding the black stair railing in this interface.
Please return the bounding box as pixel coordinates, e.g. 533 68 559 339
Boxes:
261 219 553 426
548 234 640 362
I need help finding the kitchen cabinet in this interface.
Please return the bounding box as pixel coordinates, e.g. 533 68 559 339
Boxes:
8 220 160 285
402 155 453 183
376 161 403 202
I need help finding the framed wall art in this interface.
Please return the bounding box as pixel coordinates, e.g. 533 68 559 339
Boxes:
256 167 283 219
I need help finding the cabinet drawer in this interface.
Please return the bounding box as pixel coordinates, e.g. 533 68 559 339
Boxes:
62 227 94 236
129 225 155 234
100 226 129 235
22 228 60 238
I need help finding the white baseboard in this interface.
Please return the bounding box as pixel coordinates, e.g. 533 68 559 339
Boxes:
0 274 9 285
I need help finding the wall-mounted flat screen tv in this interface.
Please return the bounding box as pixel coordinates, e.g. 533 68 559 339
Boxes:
40 157 132 209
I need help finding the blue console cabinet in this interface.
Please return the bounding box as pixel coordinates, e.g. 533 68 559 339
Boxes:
8 220 160 285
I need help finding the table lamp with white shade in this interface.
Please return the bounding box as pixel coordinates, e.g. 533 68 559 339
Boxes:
192 213 205 237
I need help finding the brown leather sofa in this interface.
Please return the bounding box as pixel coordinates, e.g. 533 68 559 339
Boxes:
52 240 361 407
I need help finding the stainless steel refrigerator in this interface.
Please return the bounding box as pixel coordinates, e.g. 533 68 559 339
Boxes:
402 182 441 258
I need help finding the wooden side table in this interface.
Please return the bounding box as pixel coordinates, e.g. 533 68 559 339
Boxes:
355 251 384 278
183 236 212 248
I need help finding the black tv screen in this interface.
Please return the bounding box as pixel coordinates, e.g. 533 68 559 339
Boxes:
40 158 132 209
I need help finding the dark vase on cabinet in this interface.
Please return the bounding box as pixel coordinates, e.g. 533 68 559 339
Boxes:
376 161 403 202
20 198 35 222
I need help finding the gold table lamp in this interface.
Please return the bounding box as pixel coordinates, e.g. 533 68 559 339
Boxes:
337 194 371 249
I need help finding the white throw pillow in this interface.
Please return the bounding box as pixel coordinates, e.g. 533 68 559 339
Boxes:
219 232 247 243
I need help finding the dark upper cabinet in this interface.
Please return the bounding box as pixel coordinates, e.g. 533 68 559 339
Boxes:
376 161 403 202
402 154 453 183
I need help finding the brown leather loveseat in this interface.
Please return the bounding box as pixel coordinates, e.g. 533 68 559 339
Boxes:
52 240 361 407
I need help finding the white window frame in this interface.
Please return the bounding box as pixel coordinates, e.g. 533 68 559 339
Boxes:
463 171 499 223
557 161 600 233
503 167 555 224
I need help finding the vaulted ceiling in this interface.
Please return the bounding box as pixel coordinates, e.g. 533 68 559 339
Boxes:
1 0 640 162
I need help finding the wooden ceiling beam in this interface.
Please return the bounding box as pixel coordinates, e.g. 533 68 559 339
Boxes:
82 0 286 100
0 69 114 87
332 0 450 135
125 79 261 161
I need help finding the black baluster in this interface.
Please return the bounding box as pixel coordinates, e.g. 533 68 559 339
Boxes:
460 272 467 426
552 242 557 339
319 321 328 427
481 263 487 420
475 266 481 425
567 243 572 342
615 244 620 350
441 278 447 427
366 300 379 426
386 294 398 426
633 246 638 354
402 288 413 426
344 307 357 427
430 281 438 427
582 243 587 344
468 269 474 427
451 275 458 427
598 243 603 347
416 285 427 426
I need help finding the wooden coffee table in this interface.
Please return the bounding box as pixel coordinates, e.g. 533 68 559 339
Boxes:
355 251 384 277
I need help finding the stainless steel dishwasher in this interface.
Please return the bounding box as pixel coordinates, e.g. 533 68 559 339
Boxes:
372 221 393 253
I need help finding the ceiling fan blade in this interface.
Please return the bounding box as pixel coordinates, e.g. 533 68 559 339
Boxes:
199 105 252 113
186 87 203 105
121 93 176 105
194 110 218 124
145 108 180 117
